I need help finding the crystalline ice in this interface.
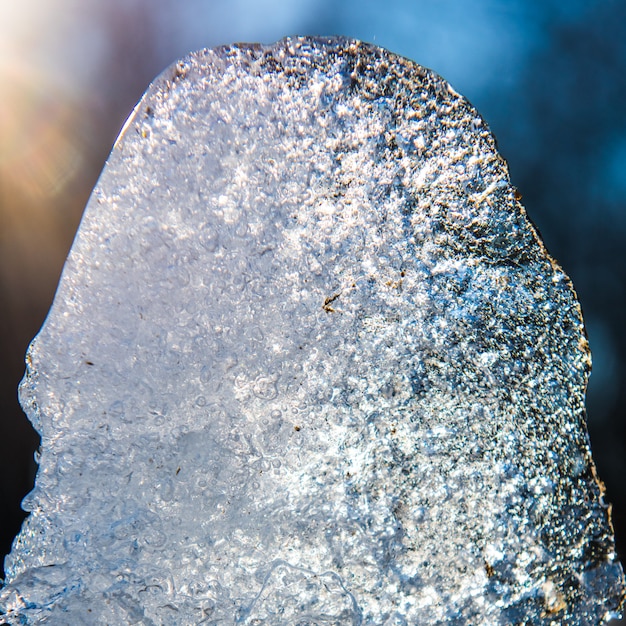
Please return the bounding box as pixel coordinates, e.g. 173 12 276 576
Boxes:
1 36 624 624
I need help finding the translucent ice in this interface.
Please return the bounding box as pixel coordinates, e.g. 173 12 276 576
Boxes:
1 36 624 624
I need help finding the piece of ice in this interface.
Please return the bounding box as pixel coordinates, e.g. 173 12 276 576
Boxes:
1 36 624 624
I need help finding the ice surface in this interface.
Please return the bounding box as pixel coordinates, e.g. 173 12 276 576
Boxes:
1 36 624 624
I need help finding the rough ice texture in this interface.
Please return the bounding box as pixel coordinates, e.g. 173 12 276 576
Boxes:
1 36 624 624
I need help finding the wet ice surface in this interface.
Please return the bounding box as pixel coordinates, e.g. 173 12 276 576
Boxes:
1 36 624 624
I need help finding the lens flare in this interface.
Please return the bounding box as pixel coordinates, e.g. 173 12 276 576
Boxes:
0 60 83 200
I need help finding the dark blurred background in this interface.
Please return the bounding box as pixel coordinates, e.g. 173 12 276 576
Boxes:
1 0 625 586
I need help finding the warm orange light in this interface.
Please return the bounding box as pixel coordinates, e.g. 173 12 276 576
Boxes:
0 59 83 200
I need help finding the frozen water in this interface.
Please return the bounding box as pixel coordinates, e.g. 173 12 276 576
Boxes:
1 36 624 624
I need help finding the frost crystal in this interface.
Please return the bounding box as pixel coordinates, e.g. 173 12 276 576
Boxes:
1 36 624 624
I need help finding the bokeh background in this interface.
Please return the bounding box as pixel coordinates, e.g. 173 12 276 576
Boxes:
1 0 625 590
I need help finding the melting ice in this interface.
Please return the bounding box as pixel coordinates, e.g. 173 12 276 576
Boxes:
1 36 624 624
